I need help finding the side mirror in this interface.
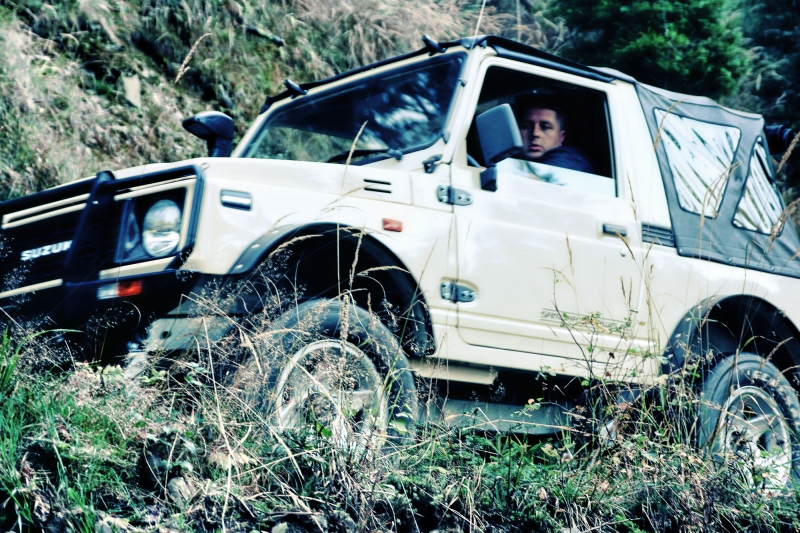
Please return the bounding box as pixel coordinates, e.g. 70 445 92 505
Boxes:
182 111 235 157
475 104 523 191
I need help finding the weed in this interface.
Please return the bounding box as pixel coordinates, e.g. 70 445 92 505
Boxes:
1 1 800 531
2 271 800 532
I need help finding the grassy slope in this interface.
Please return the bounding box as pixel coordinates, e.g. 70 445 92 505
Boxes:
1 1 800 531
0 0 567 200
2 310 800 532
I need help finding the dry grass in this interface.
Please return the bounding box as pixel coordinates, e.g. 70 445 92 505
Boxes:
0 18 205 200
0 0 567 199
2 289 800 532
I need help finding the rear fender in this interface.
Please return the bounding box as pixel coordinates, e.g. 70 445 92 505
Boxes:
664 295 800 382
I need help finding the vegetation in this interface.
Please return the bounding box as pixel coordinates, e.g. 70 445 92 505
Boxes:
553 0 747 99
1 0 800 531
2 295 800 532
731 0 800 193
734 0 800 132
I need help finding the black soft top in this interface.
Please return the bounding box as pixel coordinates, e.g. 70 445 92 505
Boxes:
637 84 800 278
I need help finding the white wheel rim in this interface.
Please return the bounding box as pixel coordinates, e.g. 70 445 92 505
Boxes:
714 385 793 490
273 339 389 452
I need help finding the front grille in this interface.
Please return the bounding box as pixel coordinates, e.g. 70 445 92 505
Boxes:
0 205 121 291
0 210 81 291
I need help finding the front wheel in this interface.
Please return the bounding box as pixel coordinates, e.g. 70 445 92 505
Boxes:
699 353 800 492
230 299 418 449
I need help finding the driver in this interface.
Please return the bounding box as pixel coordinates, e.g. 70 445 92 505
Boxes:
498 94 595 176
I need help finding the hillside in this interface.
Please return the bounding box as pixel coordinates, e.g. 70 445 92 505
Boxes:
2 0 796 201
0 0 570 200
1 1 800 532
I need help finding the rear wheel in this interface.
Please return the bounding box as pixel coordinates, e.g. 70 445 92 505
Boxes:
699 353 800 492
231 298 418 449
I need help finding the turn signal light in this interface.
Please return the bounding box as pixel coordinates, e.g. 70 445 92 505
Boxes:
97 280 143 300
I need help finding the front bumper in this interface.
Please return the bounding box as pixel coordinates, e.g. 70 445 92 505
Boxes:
2 269 192 326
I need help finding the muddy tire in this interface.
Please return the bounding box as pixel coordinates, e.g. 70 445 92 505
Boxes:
230 298 418 447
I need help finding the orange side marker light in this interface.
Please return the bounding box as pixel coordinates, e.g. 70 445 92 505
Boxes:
382 218 403 232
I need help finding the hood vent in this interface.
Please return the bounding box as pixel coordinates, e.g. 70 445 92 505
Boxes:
642 224 675 248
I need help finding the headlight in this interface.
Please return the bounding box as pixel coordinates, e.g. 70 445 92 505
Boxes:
142 200 181 257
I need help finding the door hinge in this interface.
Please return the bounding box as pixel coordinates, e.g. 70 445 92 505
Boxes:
441 281 476 303
437 185 473 206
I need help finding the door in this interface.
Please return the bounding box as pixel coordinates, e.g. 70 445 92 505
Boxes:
451 61 644 364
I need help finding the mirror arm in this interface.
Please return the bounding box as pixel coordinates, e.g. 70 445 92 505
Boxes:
207 136 233 158
480 166 498 192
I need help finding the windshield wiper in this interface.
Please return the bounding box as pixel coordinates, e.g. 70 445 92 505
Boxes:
326 148 403 163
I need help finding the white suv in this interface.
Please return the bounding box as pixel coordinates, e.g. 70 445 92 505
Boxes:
3 35 800 485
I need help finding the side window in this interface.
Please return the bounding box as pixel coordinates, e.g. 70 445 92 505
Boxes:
655 110 741 218
467 67 616 197
733 138 783 233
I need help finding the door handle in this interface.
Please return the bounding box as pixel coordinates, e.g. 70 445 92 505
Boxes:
602 224 627 237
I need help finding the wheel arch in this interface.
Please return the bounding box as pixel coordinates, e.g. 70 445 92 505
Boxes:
664 294 800 386
230 222 435 358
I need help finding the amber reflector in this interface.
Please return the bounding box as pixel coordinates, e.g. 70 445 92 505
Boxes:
382 218 403 232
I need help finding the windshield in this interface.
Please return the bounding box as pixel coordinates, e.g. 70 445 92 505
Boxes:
241 53 465 164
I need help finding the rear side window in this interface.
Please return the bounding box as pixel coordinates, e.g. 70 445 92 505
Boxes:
733 138 783 233
655 110 741 218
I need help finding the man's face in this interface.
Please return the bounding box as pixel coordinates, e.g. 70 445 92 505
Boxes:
518 108 564 161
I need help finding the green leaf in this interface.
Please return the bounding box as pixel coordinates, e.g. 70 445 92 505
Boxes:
315 421 333 438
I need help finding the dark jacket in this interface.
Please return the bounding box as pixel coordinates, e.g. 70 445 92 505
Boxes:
537 146 595 174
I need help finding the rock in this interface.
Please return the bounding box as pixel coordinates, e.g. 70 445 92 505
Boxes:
167 476 193 506
122 75 141 108
94 513 136 533
124 351 150 380
271 522 307 533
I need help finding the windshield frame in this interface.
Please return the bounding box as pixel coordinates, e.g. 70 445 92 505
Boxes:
238 52 467 165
